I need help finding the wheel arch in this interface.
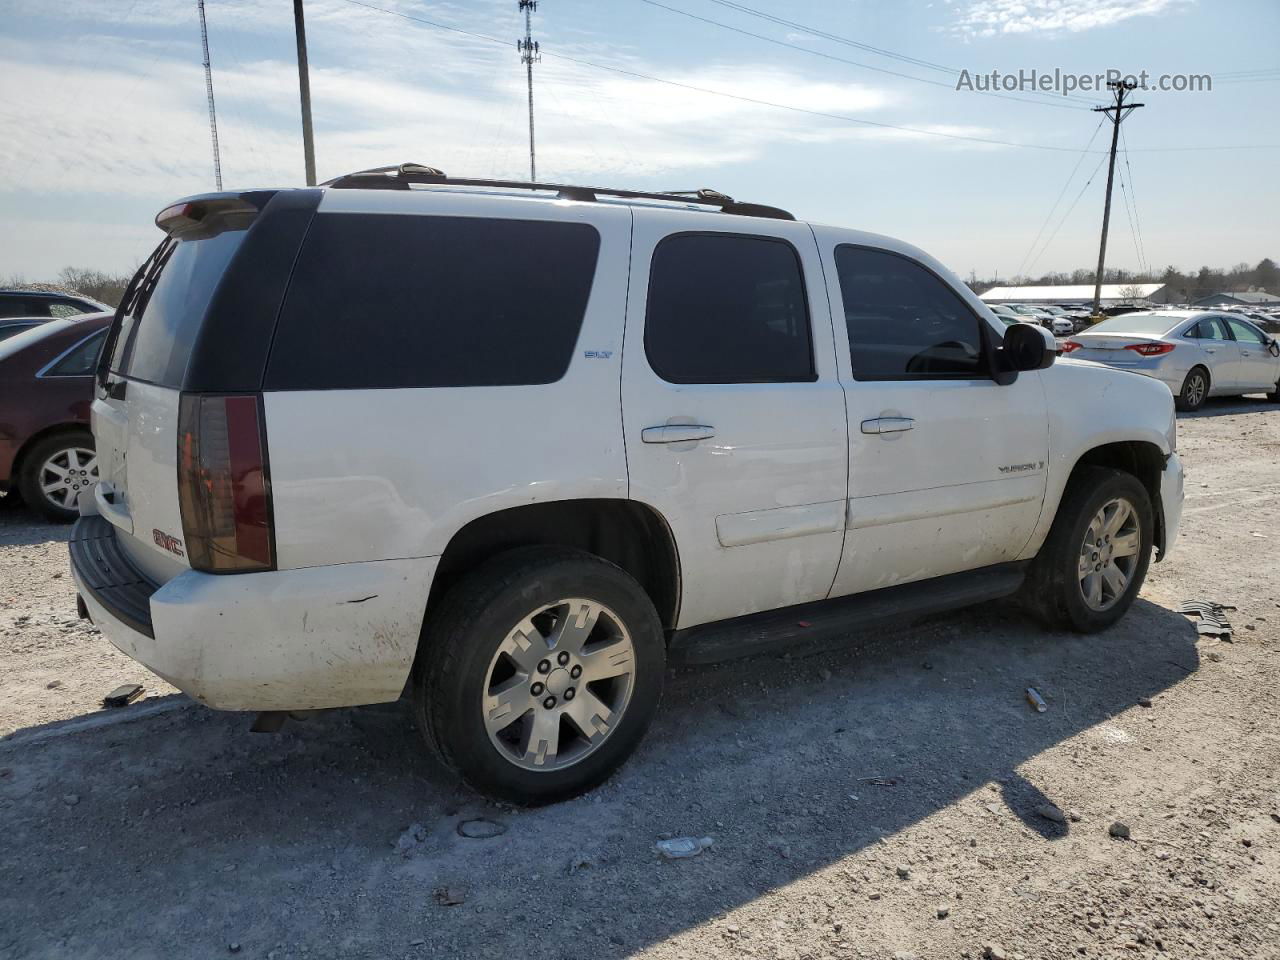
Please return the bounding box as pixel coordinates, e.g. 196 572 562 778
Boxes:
1067 440 1167 557
425 498 681 635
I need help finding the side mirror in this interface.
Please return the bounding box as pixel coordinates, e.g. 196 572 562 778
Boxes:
1001 322 1056 376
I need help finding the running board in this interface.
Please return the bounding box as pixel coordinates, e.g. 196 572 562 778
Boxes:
667 562 1028 666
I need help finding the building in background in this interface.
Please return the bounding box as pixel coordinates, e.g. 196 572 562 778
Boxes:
979 283 1173 306
1190 291 1280 307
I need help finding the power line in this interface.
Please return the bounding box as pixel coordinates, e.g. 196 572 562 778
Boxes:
705 0 961 76
1117 168 1146 278
637 0 1091 112
1119 124 1149 276
1014 118 1105 279
1024 152 1109 276
336 0 1280 155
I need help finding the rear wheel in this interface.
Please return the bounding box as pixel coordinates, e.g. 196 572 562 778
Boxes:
413 547 665 804
17 430 98 523
1024 466 1153 633
1176 366 1209 412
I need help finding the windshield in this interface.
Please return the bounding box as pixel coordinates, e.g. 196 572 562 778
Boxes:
1087 314 1185 336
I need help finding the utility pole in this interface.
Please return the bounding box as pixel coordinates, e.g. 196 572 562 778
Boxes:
517 1 540 181
294 0 317 186
196 0 222 191
1091 80 1144 315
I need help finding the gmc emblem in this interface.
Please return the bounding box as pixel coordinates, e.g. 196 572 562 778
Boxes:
152 529 185 558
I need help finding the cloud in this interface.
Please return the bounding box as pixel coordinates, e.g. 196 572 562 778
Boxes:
953 0 1187 37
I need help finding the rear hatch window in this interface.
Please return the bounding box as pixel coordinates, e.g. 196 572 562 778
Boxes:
108 225 247 387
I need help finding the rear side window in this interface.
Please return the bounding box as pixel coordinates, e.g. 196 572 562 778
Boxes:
835 246 986 379
45 329 108 376
0 299 50 318
109 228 247 387
644 233 814 384
265 214 600 390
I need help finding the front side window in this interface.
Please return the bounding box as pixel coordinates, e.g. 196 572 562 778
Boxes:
644 233 814 384
835 246 986 380
1225 317 1267 345
45 329 108 377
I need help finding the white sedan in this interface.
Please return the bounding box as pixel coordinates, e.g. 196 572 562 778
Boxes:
1062 310 1280 410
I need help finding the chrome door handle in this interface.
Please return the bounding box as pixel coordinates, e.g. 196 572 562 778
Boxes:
1205 347 1216 353
641 424 716 444
861 417 915 435
1240 350 1252 356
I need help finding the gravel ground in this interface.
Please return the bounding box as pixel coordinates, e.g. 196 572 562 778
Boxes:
1 398 1278 960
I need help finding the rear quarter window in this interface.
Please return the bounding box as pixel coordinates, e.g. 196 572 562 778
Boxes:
264 214 601 390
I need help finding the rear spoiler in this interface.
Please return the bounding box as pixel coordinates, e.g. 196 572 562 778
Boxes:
154 190 279 236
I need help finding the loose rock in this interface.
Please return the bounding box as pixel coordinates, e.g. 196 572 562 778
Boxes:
1035 804 1066 823
1109 821 1132 839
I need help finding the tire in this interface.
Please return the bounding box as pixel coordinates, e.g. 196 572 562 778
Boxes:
412 546 665 805
17 429 98 523
1175 366 1209 412
1024 466 1153 633
1268 378 1280 403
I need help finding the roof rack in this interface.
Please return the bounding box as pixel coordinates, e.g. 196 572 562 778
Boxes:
320 163 795 221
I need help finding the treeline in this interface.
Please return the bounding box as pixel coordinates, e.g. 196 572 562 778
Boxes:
2 268 134 308
972 258 1278 299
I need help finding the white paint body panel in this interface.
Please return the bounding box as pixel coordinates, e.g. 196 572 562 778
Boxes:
79 189 1186 712
622 208 848 628
75 555 437 710
810 226 1049 595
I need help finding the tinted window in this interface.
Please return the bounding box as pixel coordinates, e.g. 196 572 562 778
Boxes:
644 233 813 384
46 329 107 376
265 215 600 390
110 228 246 387
1226 317 1267 345
0 299 50 318
0 322 39 342
1186 318 1228 339
835 246 986 379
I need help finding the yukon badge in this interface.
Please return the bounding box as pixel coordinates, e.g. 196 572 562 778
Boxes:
152 528 185 558
999 461 1044 474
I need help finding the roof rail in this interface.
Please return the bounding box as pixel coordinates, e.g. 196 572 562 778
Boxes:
320 163 795 221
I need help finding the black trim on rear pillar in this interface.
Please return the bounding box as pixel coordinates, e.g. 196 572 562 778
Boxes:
182 188 323 393
70 516 158 638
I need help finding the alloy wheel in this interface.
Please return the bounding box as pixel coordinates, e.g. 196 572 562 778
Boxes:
38 447 98 511
482 598 636 772
1185 372 1206 407
1078 497 1141 612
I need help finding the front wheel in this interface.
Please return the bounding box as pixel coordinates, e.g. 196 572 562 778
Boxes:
1025 466 1153 633
413 547 665 804
1268 377 1279 403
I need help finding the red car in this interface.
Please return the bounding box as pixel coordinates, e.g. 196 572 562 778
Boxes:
0 312 112 521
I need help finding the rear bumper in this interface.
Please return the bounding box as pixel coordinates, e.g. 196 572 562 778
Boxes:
1157 452 1184 561
70 516 438 710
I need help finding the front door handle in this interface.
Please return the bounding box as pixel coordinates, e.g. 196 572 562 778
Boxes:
1204 347 1216 354
641 423 716 444
861 417 915 435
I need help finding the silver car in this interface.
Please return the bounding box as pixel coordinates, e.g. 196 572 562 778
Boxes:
1063 310 1280 411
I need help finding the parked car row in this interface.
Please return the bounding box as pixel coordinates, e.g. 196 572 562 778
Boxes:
985 302 1090 336
1062 309 1280 410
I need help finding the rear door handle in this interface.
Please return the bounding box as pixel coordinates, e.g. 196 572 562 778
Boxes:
641 424 716 444
861 417 915 435
1204 347 1216 354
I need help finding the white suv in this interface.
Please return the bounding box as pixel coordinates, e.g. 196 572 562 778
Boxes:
72 165 1184 803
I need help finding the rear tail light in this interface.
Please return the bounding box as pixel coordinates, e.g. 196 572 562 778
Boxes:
1061 341 1082 353
1124 342 1176 357
177 394 275 572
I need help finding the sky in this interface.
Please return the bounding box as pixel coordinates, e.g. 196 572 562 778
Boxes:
1 0 1277 283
